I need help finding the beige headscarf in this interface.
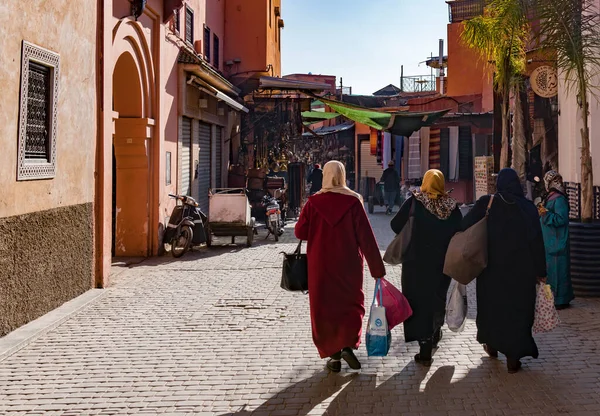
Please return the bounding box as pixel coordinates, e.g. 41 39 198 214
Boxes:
316 161 364 204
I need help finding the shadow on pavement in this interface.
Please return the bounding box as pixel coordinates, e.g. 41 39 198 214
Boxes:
219 359 573 416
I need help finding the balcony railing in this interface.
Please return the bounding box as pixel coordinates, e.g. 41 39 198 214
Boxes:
401 75 437 93
448 0 485 23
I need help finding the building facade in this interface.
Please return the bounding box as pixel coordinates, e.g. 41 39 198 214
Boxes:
0 0 97 336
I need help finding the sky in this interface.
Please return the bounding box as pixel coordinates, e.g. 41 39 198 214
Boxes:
281 0 449 95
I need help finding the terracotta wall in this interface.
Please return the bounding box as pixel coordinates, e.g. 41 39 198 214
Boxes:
224 0 281 77
0 0 97 217
0 0 96 336
446 22 493 112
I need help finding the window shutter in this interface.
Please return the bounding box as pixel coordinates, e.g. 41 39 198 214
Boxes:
185 7 193 44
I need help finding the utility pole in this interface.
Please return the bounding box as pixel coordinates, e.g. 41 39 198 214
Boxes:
340 77 343 102
400 65 404 92
439 39 445 95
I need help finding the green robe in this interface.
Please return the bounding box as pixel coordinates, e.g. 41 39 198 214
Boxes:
540 194 575 306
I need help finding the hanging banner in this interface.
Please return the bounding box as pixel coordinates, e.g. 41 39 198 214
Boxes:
475 156 495 200
370 128 378 155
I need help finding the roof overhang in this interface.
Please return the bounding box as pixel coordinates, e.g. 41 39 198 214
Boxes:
178 47 240 97
259 76 330 92
187 76 249 113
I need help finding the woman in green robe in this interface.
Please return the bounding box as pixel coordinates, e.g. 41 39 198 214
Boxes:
539 171 574 309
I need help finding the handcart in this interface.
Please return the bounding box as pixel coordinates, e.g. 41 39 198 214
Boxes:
206 188 257 247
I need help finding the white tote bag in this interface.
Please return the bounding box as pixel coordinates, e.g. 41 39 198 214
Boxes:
533 283 560 334
366 280 391 357
446 281 468 332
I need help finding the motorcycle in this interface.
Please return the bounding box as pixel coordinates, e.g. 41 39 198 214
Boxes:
264 194 284 241
164 194 207 258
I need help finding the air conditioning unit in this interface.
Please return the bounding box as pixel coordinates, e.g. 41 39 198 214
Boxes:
198 99 208 109
274 6 280 16
194 40 202 55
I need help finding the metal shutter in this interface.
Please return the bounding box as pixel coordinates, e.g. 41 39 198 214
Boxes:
361 141 383 180
198 122 211 214
216 126 223 188
459 126 473 180
181 117 192 196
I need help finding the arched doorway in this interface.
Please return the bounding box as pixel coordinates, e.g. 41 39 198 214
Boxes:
112 51 150 257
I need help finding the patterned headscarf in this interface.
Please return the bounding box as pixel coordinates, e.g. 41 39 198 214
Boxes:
414 169 457 220
544 170 566 195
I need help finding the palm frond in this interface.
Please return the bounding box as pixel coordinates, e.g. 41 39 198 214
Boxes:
535 0 600 96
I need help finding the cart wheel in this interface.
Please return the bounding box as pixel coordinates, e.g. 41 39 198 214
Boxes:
247 226 254 247
368 196 374 214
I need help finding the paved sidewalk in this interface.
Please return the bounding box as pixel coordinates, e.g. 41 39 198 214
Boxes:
1 208 600 415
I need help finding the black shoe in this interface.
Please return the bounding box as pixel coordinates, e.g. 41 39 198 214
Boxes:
414 353 433 367
556 304 570 310
326 359 341 373
507 358 522 374
330 351 342 361
341 348 361 370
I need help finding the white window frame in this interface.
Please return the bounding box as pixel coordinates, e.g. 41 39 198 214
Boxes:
17 41 60 181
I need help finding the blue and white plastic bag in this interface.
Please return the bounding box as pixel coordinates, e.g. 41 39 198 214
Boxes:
366 280 391 357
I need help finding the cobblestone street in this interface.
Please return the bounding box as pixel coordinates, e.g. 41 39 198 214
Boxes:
1 209 600 416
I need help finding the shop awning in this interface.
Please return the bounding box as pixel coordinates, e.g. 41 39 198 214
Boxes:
302 122 355 137
188 76 249 113
301 111 340 121
259 76 331 91
315 96 449 137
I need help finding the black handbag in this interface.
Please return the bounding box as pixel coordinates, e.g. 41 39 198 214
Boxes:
281 241 308 293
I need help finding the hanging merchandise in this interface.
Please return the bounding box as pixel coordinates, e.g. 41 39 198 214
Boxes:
376 131 383 164
383 132 392 168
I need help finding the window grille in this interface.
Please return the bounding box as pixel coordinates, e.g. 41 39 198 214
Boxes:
17 41 60 180
25 62 51 161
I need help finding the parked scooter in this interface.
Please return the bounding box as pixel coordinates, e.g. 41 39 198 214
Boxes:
264 194 284 241
164 194 207 258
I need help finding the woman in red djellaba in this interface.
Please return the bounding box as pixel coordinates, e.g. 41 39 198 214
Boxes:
295 161 386 372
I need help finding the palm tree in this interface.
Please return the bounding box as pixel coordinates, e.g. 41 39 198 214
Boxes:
461 0 530 169
535 0 600 222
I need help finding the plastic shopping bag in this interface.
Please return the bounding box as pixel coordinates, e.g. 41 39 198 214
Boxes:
446 281 468 332
380 278 413 330
366 280 391 357
533 283 560 334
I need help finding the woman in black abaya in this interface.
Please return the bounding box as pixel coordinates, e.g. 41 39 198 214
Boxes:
461 168 547 373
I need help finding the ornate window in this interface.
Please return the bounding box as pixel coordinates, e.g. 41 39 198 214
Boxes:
17 41 60 180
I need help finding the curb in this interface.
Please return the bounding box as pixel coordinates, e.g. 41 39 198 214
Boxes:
0 288 107 362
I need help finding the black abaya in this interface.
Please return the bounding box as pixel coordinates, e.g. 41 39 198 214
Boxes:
461 194 547 360
391 197 462 342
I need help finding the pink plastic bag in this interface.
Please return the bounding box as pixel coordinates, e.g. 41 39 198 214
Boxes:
380 278 413 330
